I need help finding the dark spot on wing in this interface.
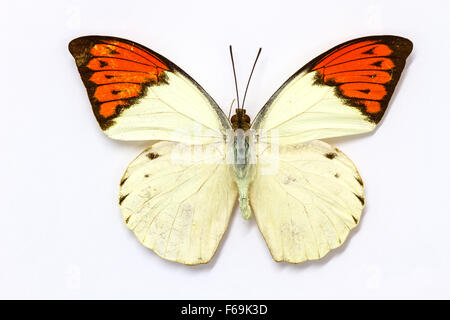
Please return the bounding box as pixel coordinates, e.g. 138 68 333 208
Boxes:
372 60 383 67
120 176 128 187
147 152 159 160
125 215 131 224
352 216 359 224
362 47 375 55
354 193 365 206
325 152 337 159
99 60 108 68
334 173 340 178
119 194 129 205
355 176 364 186
144 174 149 178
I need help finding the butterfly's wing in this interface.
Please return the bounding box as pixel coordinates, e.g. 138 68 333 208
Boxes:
249 36 412 263
69 36 230 144
252 36 413 144
70 36 237 264
250 140 364 263
119 141 237 265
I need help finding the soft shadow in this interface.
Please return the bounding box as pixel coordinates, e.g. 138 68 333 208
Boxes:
325 131 374 146
108 138 160 150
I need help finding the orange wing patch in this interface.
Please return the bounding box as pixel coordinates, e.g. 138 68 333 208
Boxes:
311 36 412 123
69 36 170 129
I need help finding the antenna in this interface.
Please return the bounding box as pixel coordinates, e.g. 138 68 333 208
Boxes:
229 45 241 110
227 99 235 119
241 47 262 109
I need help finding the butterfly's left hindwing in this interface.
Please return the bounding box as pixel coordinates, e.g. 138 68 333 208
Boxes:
252 36 412 144
69 36 230 144
119 141 237 265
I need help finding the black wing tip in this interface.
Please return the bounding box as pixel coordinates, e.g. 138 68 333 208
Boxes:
392 35 413 48
399 37 413 55
67 35 175 72
68 35 117 55
68 36 97 57
354 34 413 55
382 35 413 56
68 38 78 55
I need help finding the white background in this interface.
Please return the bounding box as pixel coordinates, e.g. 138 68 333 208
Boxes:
1 0 449 299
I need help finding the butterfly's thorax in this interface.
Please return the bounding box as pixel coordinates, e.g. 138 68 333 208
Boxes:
230 110 255 220
232 129 252 177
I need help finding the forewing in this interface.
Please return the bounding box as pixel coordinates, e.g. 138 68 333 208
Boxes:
119 141 237 265
250 140 364 263
69 36 230 144
252 36 412 144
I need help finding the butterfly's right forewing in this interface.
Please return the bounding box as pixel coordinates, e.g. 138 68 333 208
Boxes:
252 36 412 145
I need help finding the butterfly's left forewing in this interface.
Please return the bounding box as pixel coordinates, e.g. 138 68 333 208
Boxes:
69 36 231 144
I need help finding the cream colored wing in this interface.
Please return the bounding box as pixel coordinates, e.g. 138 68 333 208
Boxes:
119 141 237 265
249 140 364 263
252 36 412 145
69 36 230 145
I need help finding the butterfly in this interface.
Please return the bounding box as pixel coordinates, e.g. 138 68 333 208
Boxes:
69 35 412 265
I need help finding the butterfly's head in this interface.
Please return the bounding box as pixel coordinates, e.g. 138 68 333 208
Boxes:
231 109 251 131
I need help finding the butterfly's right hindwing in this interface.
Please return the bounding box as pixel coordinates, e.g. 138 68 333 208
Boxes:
250 140 364 263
